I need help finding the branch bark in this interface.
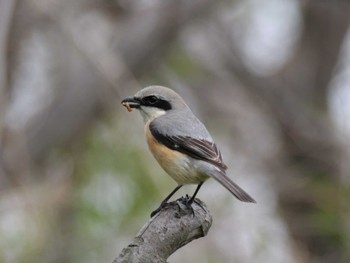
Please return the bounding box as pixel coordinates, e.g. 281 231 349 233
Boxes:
114 198 212 263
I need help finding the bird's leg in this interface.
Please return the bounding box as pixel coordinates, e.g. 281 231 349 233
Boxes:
184 182 204 217
189 182 203 204
150 185 183 217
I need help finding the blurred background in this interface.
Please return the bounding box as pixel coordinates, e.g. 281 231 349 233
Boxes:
1 0 350 262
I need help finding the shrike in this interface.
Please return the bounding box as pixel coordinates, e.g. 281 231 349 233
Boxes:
121 86 255 216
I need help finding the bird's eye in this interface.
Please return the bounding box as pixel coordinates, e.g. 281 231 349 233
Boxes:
145 96 158 104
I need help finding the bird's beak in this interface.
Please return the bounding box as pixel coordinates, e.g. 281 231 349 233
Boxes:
121 96 141 112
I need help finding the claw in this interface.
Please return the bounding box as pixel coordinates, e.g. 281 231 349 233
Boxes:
150 202 167 218
193 198 206 213
182 196 195 217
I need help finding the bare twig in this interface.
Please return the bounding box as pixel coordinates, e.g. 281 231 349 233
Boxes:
114 198 212 263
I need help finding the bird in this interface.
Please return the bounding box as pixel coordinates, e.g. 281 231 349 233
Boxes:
121 85 255 216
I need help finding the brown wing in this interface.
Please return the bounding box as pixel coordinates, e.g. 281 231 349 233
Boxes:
173 136 227 170
150 122 227 170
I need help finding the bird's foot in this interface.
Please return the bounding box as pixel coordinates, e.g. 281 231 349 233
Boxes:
193 198 206 213
150 202 168 218
176 195 196 217
151 196 205 218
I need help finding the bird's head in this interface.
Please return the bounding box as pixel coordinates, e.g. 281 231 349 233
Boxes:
121 86 187 122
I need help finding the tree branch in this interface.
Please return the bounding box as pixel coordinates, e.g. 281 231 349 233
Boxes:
114 198 212 263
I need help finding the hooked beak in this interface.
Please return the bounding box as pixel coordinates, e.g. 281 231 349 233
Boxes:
121 96 141 112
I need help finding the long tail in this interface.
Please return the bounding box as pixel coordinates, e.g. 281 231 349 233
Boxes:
210 169 256 203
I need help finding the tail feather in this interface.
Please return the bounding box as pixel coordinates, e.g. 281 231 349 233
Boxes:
210 170 256 203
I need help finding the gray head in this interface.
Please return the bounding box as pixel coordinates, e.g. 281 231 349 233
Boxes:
121 85 188 122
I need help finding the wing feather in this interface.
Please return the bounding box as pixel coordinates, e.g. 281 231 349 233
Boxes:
150 122 227 170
